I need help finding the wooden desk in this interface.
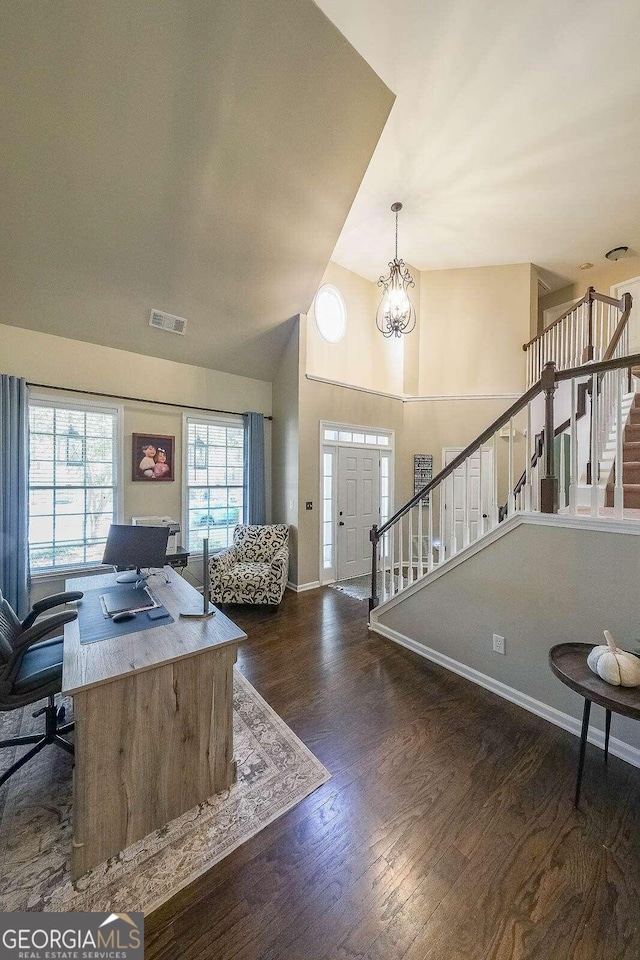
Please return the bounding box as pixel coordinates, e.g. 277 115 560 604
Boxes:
63 568 246 881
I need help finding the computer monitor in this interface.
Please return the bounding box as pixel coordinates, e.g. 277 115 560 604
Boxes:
103 524 170 583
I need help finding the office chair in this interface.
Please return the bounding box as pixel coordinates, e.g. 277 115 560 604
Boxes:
0 588 83 788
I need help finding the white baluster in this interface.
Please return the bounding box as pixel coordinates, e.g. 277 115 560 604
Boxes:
590 372 599 516
493 431 499 526
450 471 457 557
428 491 434 572
463 458 470 547
407 508 414 586
380 532 387 603
398 514 404 590
439 479 446 563
389 526 395 597
615 368 624 518
508 417 515 515
569 378 577 515
417 500 423 578
525 401 532 511
478 444 485 535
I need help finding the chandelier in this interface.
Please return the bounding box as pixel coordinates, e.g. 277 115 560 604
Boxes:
376 202 416 338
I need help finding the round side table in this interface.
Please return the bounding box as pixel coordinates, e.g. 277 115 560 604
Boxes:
549 643 640 808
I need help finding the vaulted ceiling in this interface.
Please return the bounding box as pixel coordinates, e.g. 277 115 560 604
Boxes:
0 0 393 380
316 0 640 290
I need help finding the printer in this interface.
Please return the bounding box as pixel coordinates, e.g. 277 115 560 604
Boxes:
131 516 181 555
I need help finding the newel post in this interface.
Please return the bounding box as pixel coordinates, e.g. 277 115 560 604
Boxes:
369 524 379 613
582 287 595 363
540 361 558 514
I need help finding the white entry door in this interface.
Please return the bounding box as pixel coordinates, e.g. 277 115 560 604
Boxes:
612 277 640 354
337 447 380 580
442 447 495 558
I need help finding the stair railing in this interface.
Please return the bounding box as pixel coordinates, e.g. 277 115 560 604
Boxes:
523 288 631 387
511 292 632 514
370 350 640 612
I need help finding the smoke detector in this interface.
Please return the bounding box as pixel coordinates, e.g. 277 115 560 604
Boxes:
605 246 629 262
149 309 187 335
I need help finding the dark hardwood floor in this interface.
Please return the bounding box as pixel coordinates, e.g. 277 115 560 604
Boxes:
145 587 640 960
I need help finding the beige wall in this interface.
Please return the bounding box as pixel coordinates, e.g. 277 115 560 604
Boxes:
293 262 534 586
297 313 405 585
271 320 300 584
539 256 640 316
305 260 406 395
418 263 532 396
0 322 272 593
398 398 525 510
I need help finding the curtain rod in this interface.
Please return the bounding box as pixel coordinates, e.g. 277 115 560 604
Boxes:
26 381 273 420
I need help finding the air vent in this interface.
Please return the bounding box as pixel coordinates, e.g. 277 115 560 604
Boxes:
149 309 187 335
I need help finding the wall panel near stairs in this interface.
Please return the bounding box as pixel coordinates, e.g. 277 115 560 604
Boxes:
373 517 640 764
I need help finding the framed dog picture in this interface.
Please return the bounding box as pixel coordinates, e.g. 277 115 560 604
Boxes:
132 433 175 481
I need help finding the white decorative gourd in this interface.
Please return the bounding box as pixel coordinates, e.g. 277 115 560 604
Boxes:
587 631 640 687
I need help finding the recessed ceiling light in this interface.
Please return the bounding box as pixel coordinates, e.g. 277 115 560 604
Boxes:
605 246 629 261
579 262 593 270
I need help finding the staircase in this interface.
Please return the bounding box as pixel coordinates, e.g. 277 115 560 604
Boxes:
607 388 640 509
368 287 635 614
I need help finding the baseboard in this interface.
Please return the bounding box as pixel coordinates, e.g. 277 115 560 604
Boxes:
286 580 321 593
370 622 640 769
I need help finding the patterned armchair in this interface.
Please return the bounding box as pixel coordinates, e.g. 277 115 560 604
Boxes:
209 524 290 605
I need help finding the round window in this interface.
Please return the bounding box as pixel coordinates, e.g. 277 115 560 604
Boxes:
314 284 347 343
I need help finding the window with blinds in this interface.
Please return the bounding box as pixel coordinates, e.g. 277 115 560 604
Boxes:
28 399 120 570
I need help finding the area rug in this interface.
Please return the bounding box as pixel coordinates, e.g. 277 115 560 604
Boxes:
0 671 330 914
329 572 399 602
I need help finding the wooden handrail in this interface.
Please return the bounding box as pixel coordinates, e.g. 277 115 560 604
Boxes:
376 351 640 543
602 294 632 362
522 289 591 351
376 380 544 538
522 287 627 352
554 351 640 382
591 290 627 308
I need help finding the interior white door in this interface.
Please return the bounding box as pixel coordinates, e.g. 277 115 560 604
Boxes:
337 447 380 580
442 448 494 557
612 277 640 354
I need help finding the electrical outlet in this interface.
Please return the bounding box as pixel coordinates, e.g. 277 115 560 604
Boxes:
306 501 313 510
493 634 505 655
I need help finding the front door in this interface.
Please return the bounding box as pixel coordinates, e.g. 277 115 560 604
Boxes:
337 447 380 580
442 447 494 557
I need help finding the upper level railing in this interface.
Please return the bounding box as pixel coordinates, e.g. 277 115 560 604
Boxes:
369 326 636 614
523 287 632 386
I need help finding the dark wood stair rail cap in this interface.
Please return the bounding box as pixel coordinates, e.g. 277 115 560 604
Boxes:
522 287 628 352
374 351 640 544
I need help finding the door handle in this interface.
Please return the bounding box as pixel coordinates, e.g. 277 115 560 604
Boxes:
338 521 345 526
